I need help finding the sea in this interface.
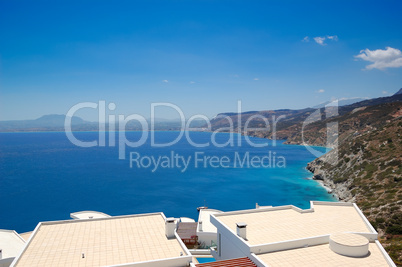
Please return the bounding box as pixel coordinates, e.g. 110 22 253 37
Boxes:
0 131 336 233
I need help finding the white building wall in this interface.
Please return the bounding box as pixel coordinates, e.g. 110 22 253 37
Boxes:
213 227 267 266
211 216 251 261
218 233 247 260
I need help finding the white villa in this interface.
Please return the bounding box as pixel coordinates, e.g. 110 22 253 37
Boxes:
0 201 396 267
207 201 396 267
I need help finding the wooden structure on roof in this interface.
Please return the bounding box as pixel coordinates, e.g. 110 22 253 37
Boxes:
176 222 198 248
196 257 257 267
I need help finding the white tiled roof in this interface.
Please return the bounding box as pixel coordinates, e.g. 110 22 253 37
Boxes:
13 213 185 267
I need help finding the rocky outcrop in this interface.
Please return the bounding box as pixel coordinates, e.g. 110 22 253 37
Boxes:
306 149 355 201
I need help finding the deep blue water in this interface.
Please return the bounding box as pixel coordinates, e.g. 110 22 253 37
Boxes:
0 131 335 233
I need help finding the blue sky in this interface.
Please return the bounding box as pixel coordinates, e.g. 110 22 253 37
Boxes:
1 0 402 121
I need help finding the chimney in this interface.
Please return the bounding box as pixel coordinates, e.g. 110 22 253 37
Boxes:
199 221 203 232
236 222 247 240
165 217 176 239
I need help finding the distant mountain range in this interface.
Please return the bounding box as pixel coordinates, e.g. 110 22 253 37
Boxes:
0 114 206 132
0 114 97 132
208 91 402 132
1 89 401 133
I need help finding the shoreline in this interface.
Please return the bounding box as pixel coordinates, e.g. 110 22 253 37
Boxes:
315 180 333 194
306 156 346 202
306 168 340 201
315 178 340 201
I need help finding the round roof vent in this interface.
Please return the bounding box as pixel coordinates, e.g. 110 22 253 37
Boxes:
329 233 369 257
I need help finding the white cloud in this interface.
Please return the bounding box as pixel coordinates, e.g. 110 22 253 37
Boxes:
162 80 169 83
312 35 338 46
327 35 338 41
314 37 326 45
302 36 309 42
355 47 402 70
382 90 388 95
189 81 195 84
253 78 259 81
317 89 325 93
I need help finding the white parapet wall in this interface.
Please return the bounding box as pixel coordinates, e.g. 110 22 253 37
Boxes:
250 235 330 254
70 210 111 219
188 249 211 255
375 240 397 267
109 256 193 267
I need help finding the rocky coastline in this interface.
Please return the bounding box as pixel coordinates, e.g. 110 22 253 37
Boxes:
306 151 354 202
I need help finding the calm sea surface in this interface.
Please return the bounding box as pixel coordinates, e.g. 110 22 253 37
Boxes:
0 131 335 232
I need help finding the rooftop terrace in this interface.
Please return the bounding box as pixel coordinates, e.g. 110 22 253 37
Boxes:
12 213 187 267
214 202 373 245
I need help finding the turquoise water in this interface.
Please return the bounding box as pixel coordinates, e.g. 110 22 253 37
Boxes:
196 257 216 263
0 131 335 232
